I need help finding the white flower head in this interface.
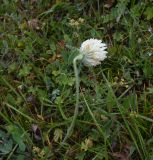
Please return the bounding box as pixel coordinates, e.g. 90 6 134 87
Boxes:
80 38 107 66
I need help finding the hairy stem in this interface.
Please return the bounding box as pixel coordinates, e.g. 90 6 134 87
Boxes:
62 54 83 144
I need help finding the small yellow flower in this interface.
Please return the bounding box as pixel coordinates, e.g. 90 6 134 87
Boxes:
81 137 93 151
78 18 85 23
74 21 79 26
130 111 138 118
33 146 40 153
69 19 80 27
70 19 75 23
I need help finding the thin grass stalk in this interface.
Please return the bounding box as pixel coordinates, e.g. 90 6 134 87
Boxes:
102 72 143 159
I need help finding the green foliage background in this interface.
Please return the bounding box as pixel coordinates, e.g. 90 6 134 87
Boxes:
0 0 153 159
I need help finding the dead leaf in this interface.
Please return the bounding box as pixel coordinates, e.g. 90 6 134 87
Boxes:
48 54 62 63
32 124 41 140
58 40 65 49
104 0 116 8
111 143 131 160
111 152 129 160
37 115 44 121
66 145 77 157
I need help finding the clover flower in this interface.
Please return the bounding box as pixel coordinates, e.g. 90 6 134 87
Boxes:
78 18 85 23
62 38 108 144
80 38 107 66
69 18 85 27
69 19 79 27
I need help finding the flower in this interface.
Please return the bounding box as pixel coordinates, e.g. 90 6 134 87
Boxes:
80 38 107 66
78 18 85 23
69 19 80 27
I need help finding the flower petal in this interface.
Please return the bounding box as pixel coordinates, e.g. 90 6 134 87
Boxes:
80 38 108 66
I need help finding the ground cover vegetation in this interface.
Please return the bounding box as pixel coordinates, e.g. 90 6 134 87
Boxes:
0 0 153 159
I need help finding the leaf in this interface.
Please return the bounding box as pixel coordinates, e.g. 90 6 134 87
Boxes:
104 0 116 8
51 89 60 101
0 130 6 138
144 6 153 20
113 32 123 42
31 124 41 141
148 87 153 94
6 94 16 105
56 74 75 86
19 65 32 77
18 140 26 152
111 152 128 160
7 125 26 152
37 88 48 101
8 62 18 73
16 155 25 160
130 4 141 18
0 139 13 155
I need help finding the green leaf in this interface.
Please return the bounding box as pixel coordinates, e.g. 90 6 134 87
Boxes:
8 62 18 73
113 32 123 42
7 125 26 152
0 139 13 155
19 64 32 77
144 6 153 20
0 130 6 138
16 155 25 160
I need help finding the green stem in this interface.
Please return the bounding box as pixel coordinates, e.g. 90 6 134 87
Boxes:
62 54 83 144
